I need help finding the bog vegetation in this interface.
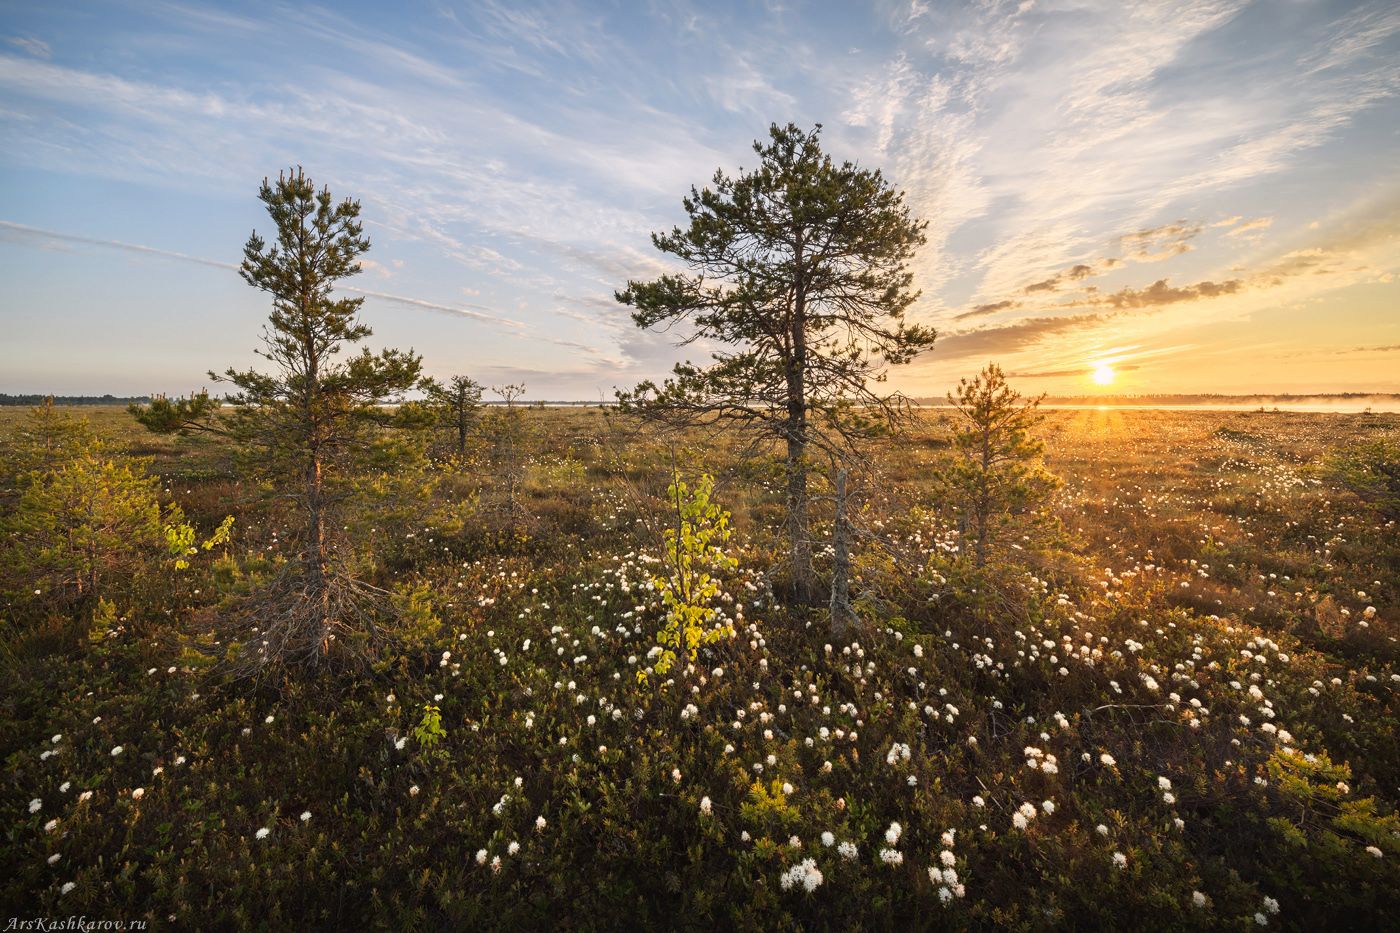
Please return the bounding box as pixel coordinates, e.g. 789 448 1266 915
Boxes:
2 134 1398 929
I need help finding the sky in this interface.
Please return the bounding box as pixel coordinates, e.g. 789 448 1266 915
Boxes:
1 0 1398 400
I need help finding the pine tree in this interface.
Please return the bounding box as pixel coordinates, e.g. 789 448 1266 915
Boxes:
3 444 189 620
940 363 1059 569
424 375 483 458
617 123 935 604
1 397 96 502
132 167 425 666
489 383 529 528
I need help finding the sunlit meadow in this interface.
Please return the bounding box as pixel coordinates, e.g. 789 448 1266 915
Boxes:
2 402 1397 928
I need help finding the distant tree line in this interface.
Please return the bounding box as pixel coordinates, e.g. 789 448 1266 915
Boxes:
0 394 151 406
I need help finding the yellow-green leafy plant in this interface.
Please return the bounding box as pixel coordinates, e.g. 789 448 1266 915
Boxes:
412 703 446 749
642 472 737 685
165 514 235 570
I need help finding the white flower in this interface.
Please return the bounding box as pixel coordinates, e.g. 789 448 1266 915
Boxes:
131 787 145 800
475 849 487 865
1366 845 1383 858
1095 824 1109 836
536 815 548 830
1100 753 1116 767
255 827 270 840
409 785 420 796
821 831 835 847
28 798 42 814
44 819 58 832
699 797 712 816
300 811 312 822
507 841 520 856
837 841 859 860
1262 896 1279 915
879 847 904 866
1254 913 1268 926
885 821 903 845
1192 891 1207 908
110 745 123 757
60 881 75 895
47 853 61 865
779 858 823 892
1112 852 1127 869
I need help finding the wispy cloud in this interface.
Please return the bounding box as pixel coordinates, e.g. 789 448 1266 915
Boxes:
1224 216 1273 237
0 219 526 330
6 36 51 58
0 219 237 270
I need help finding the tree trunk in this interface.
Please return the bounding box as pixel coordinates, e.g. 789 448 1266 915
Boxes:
786 437 812 604
304 329 332 658
975 426 991 569
786 234 813 604
306 454 332 656
829 468 855 636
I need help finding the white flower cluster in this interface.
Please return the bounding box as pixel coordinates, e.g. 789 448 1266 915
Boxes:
778 858 823 892
928 828 966 903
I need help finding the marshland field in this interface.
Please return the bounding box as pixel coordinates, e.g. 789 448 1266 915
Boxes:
2 402 1396 929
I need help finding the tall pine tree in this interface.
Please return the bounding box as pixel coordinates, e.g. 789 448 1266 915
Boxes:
134 167 424 666
617 123 935 603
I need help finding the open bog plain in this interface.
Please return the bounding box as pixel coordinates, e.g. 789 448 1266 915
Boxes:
3 403 1396 929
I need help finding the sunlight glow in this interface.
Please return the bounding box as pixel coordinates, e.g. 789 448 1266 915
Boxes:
1092 364 1116 386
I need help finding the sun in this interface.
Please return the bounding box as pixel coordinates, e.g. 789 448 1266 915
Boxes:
1091 363 1115 386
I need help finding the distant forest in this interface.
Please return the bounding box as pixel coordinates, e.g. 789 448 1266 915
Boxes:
0 393 151 406
5 391 1398 408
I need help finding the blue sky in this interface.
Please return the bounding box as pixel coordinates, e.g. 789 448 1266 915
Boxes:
2 0 1398 398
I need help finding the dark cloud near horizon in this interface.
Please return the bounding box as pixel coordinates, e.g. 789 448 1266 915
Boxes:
953 298 1019 321
934 313 1107 359
1119 222 1201 262
1100 277 1243 309
1022 259 1124 294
